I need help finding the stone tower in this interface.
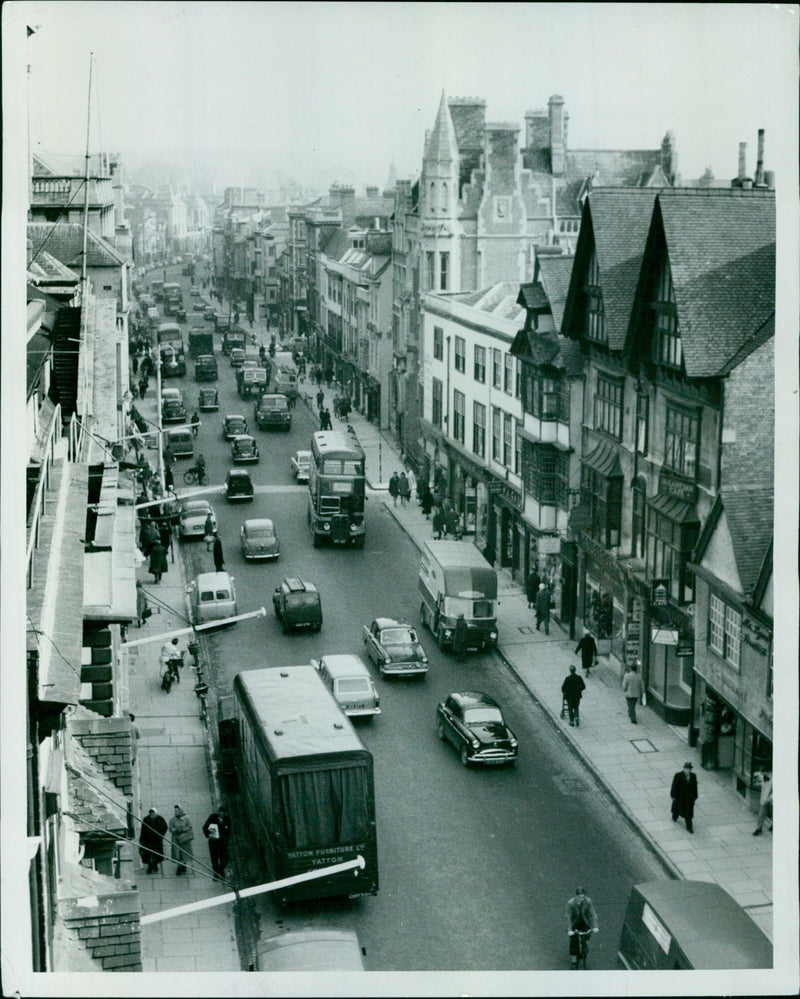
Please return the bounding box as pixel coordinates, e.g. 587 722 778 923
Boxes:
422 91 460 221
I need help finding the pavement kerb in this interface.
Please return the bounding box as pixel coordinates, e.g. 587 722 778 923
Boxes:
381 499 681 881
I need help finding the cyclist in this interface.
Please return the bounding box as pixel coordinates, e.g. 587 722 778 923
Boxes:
193 454 207 481
566 887 598 969
160 637 185 692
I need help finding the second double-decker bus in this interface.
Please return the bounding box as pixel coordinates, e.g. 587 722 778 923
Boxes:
308 430 366 548
233 666 379 903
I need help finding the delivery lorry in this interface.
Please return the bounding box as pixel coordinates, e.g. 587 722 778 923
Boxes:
418 540 498 652
188 328 214 358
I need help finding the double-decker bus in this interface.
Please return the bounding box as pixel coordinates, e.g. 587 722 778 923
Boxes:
308 430 366 548
233 666 379 903
163 282 183 316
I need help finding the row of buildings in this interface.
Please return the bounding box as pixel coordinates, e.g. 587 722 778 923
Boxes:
24 150 147 972
212 91 775 808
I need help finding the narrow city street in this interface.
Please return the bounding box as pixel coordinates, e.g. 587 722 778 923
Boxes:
166 268 663 970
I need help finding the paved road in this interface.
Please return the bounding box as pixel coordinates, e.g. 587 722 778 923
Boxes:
163 266 663 971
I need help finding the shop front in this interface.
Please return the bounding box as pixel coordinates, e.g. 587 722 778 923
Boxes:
442 440 490 543
487 479 524 581
577 535 628 670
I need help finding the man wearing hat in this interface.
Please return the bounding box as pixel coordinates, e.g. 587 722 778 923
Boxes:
670 762 698 833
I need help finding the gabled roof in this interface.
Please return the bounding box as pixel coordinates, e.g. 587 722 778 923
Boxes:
321 227 349 260
648 189 775 377
562 188 659 349
27 223 125 269
536 255 574 333
695 486 773 602
510 326 583 377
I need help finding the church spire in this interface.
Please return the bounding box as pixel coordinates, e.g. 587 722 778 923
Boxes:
425 90 459 167
422 91 459 220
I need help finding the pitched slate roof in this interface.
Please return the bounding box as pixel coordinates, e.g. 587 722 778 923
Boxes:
27 223 125 269
563 188 659 349
536 255 574 333
653 189 775 377
320 227 349 260
697 486 773 601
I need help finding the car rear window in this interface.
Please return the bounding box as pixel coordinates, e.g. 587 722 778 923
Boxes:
216 589 231 600
200 590 214 602
335 678 371 694
286 593 318 608
464 707 503 725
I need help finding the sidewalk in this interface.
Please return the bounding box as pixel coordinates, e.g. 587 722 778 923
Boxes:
126 378 241 971
300 387 774 941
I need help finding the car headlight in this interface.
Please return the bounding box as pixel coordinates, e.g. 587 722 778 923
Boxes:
471 739 479 749
421 656 429 663
510 738 518 748
384 656 392 664
444 629 452 639
490 631 497 639
323 522 330 531
350 523 358 532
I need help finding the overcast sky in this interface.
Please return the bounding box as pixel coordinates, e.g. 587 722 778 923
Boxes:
10 3 798 191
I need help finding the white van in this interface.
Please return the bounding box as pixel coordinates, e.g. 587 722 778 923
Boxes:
188 571 237 626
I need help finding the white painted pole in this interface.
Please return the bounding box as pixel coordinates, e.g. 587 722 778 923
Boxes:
140 856 366 925
121 607 266 648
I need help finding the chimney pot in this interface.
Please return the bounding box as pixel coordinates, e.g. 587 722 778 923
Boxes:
737 142 747 181
764 170 775 189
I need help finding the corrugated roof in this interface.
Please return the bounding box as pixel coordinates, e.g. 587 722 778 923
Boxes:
654 189 775 377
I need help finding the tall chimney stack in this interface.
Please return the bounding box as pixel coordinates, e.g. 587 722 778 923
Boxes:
755 129 765 186
738 142 747 181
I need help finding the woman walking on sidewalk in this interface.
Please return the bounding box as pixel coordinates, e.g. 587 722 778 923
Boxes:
139 808 168 874
149 541 168 584
169 805 194 875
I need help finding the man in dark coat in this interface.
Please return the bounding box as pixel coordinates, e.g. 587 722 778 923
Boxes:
420 484 433 517
316 388 325 411
535 583 551 635
320 407 332 431
452 614 469 658
561 665 586 727
670 762 698 833
202 808 233 879
149 541 168 583
139 807 168 874
388 472 400 506
213 536 225 573
575 630 599 677
432 507 445 540
139 518 159 557
525 569 541 609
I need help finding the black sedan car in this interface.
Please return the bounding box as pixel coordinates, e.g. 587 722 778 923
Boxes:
203 304 215 320
223 468 254 503
197 387 219 411
231 433 259 464
222 414 248 440
436 692 518 767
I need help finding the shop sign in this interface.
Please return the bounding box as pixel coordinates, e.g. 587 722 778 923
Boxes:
487 478 523 511
538 535 561 556
625 596 643 664
651 626 679 645
657 471 696 504
651 578 669 607
676 636 694 657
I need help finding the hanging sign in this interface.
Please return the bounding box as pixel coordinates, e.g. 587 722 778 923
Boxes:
651 578 669 607
651 627 679 646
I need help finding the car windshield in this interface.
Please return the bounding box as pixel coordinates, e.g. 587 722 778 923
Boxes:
248 526 274 539
464 707 504 725
336 678 371 694
381 627 416 645
183 505 209 516
286 593 318 608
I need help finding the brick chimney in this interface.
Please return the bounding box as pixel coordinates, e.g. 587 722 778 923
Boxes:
447 97 487 153
754 129 765 186
732 142 748 187
524 109 549 151
365 185 379 197
548 95 566 177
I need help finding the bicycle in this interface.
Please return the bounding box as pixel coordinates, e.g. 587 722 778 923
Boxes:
568 927 598 969
184 465 209 486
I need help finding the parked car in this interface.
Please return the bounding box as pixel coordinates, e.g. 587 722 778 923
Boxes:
191 288 201 298
178 499 217 540
272 577 322 633
436 692 518 767
311 655 381 720
362 618 429 678
188 571 237 626
290 450 311 483
229 347 246 368
197 387 219 411
254 393 291 431
195 354 218 382
231 434 260 464
203 304 215 320
222 414 248 440
223 468 254 502
176 307 187 322
257 930 365 972
240 518 280 561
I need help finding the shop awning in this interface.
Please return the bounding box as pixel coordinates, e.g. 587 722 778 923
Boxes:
83 466 137 622
582 440 623 477
648 492 700 524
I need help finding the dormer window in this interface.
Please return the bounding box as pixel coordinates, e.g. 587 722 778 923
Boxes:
651 261 682 368
584 251 607 344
